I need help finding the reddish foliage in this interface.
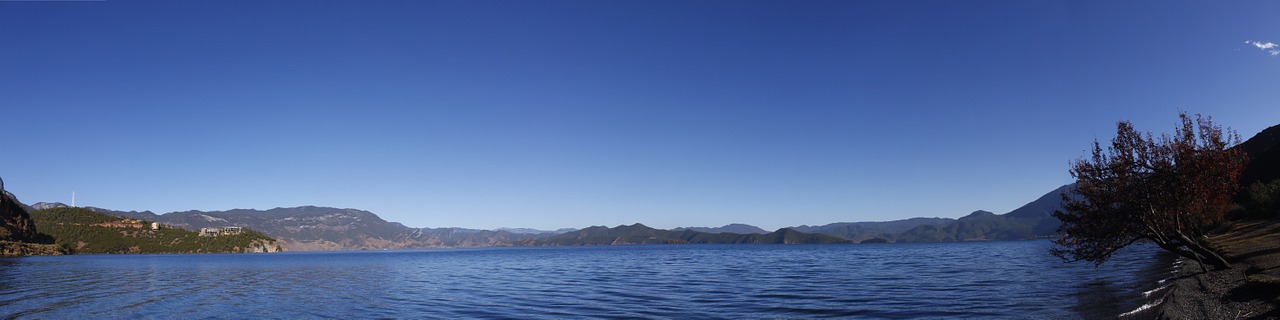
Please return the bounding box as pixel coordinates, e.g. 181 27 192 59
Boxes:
1052 113 1246 270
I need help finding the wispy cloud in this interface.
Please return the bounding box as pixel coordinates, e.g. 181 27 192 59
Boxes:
1246 40 1280 56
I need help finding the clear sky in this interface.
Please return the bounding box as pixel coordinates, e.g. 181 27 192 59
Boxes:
1 1 1278 231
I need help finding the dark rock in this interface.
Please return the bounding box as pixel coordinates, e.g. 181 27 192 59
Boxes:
0 180 40 243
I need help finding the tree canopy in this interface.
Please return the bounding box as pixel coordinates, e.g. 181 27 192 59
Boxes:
1052 112 1246 271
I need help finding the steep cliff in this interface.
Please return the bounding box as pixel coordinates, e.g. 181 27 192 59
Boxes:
1 177 66 256
1 179 39 242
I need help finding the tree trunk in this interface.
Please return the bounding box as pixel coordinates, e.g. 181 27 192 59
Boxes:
1152 240 1225 273
1191 251 1209 273
1164 243 1209 272
1181 234 1231 270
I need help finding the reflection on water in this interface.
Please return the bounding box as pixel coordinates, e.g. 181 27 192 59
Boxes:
1070 246 1178 319
0 241 1163 319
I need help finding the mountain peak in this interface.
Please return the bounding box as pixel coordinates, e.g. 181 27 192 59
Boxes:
964 210 995 218
31 202 69 210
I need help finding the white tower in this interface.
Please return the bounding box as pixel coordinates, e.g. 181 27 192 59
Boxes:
72 191 75 207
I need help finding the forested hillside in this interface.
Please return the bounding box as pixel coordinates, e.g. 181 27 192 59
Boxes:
31 207 281 254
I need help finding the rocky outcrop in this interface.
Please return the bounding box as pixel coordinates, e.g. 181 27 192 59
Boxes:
243 239 283 253
0 177 65 256
31 202 69 210
1 177 40 243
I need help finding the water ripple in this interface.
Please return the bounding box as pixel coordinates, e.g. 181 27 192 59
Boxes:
0 241 1167 319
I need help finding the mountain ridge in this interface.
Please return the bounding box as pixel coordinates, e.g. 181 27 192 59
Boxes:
1238 123 1280 186
539 223 852 245
789 217 957 242
672 223 769 234
86 206 869 250
82 201 1054 249
894 184 1072 242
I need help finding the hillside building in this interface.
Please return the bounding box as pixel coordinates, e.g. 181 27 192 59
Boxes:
200 226 243 236
199 228 220 237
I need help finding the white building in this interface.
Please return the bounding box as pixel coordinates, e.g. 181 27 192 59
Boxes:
199 228 220 237
221 226 242 235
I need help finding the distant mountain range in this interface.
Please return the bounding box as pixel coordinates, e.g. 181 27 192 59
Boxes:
894 184 1071 242
790 217 956 242
7 174 1234 251
496 227 579 234
542 223 851 245
86 206 558 251
673 223 769 234
13 179 1079 249
86 204 864 250
18 179 1073 251
72 182 1069 251
0 119 1272 255
20 123 1276 251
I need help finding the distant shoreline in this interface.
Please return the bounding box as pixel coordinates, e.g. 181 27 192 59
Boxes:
4 238 1066 257
0 241 64 257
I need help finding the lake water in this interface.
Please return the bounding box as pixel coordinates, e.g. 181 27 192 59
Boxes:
0 240 1173 319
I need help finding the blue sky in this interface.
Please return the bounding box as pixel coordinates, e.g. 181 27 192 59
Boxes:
2 1 1278 231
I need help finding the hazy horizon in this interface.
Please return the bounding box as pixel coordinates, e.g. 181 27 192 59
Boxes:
3 1 1278 231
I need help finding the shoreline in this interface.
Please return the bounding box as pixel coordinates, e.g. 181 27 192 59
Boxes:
0 241 64 257
1127 220 1280 319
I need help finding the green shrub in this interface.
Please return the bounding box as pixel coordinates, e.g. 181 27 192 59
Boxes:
1246 179 1280 217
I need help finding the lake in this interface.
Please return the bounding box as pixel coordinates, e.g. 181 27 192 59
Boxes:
0 240 1172 319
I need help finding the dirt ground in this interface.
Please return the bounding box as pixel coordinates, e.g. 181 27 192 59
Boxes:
1152 219 1280 319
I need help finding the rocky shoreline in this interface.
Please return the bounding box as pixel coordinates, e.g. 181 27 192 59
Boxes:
1129 220 1280 319
0 241 65 257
